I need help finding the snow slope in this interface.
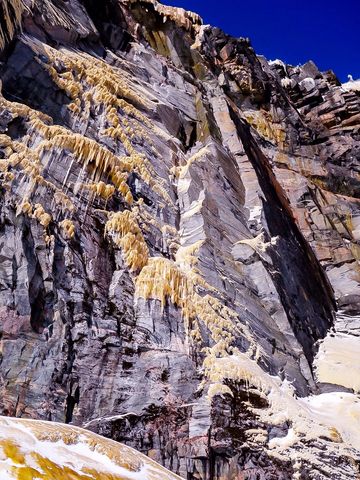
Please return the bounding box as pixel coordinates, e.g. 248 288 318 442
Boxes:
0 416 183 479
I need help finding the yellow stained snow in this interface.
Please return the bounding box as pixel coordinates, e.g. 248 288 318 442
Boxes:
0 416 183 480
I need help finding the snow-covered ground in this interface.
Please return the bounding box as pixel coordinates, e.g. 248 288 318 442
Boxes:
0 416 183 479
342 79 360 92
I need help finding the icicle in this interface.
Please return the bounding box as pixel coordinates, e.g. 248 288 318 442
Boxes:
59 219 75 239
105 211 149 272
32 203 52 227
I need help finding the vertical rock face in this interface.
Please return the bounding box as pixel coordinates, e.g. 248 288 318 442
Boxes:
0 1 360 478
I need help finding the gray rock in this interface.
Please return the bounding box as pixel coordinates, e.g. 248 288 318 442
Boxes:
0 1 359 478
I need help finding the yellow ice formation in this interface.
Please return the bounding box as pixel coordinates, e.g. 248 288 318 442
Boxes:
82 181 116 200
28 120 135 203
32 204 52 228
35 42 171 203
130 224 267 401
18 201 53 244
135 256 243 387
135 257 193 310
0 131 75 215
60 219 75 239
103 207 241 378
37 41 156 153
105 211 149 272
29 113 168 204
0 29 253 401
37 41 150 111
175 146 210 178
20 200 32 215
0 98 75 211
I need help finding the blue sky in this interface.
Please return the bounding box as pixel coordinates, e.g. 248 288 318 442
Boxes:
163 0 359 82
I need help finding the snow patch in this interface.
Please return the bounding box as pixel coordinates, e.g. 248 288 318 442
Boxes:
342 79 360 92
315 332 360 392
0 417 182 479
269 59 286 69
248 204 262 222
269 428 298 450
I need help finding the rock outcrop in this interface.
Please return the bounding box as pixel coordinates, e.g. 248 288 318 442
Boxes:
0 1 359 478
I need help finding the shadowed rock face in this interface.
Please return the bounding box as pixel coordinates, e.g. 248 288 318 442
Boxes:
0 1 360 478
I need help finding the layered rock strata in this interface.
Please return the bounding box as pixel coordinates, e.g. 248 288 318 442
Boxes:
0 1 359 478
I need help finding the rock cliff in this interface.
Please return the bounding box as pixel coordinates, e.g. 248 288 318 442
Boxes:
0 0 360 478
